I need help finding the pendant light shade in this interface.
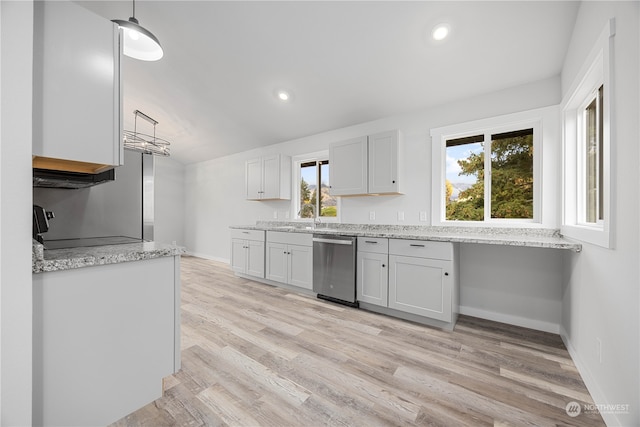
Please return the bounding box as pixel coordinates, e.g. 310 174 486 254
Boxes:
112 0 163 61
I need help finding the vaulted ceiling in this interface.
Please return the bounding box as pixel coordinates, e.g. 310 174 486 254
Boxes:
75 1 579 164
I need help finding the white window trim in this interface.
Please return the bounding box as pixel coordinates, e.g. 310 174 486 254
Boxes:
430 108 549 228
561 19 614 248
291 151 340 223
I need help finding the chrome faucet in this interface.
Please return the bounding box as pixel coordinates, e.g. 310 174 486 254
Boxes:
314 217 322 229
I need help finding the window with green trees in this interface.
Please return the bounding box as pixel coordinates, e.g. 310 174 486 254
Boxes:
445 128 534 221
299 160 337 219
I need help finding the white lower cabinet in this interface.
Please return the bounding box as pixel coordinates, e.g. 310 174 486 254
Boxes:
266 232 313 290
388 239 458 324
357 237 389 306
231 230 265 278
388 255 452 321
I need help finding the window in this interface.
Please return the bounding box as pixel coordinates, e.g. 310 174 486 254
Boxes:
295 155 338 219
583 85 604 224
562 19 613 248
432 112 542 226
444 129 534 222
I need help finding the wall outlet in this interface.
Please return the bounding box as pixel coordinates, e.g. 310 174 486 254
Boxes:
273 211 278 219
596 337 602 363
369 211 376 221
397 211 405 221
419 211 428 222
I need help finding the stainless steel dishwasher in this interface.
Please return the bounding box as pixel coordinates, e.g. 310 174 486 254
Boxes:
312 234 358 307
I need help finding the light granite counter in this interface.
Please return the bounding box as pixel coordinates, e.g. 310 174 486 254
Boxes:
32 239 186 273
230 221 582 252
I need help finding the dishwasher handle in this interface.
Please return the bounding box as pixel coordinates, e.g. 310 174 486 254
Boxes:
313 237 353 245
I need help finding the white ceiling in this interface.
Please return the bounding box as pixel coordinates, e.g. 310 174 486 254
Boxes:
76 1 580 165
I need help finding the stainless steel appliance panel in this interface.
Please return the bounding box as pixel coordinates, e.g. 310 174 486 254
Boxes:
312 235 357 305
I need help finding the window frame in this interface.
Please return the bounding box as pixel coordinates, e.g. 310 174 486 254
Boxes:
291 151 340 223
431 111 543 227
561 19 614 248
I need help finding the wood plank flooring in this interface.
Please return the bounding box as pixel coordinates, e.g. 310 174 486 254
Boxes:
110 256 605 427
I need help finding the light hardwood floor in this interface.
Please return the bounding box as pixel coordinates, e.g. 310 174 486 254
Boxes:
111 256 605 427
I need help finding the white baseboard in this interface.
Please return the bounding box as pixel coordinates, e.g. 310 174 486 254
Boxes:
560 326 625 427
459 305 559 334
185 252 229 264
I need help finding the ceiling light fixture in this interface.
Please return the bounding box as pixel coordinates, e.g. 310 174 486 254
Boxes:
112 0 163 61
277 90 291 102
432 24 450 41
123 110 171 156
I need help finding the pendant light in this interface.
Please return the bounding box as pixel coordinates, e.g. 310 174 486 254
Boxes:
112 0 163 61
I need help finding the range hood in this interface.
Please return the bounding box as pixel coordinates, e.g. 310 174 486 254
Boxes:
32 156 115 189
33 168 115 189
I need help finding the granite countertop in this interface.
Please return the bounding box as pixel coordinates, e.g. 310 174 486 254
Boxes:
231 221 582 252
32 239 186 273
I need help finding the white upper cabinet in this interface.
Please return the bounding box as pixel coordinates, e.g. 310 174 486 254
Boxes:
368 131 400 194
246 155 291 200
32 0 122 173
329 136 368 196
329 130 401 196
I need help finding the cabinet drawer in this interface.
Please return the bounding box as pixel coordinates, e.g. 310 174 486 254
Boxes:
357 237 389 254
267 231 312 246
230 229 265 242
389 239 452 261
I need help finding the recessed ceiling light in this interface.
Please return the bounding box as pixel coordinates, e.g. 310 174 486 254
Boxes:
277 90 291 102
432 24 450 41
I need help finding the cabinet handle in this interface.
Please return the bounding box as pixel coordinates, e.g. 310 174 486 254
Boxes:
242 231 250 234
392 180 396 184
283 251 287 254
382 264 386 268
364 240 378 244
444 272 449 276
409 244 425 247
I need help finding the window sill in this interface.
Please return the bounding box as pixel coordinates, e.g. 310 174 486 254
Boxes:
561 224 612 249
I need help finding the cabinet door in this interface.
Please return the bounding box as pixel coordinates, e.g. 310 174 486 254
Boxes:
33 0 122 168
261 155 280 199
246 158 263 200
246 240 265 278
288 244 313 289
266 242 288 283
368 131 399 194
230 239 247 274
357 251 388 306
388 255 452 322
329 136 368 195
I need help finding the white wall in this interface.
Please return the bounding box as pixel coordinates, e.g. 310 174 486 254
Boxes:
0 1 33 425
560 2 639 426
185 75 565 332
154 156 185 246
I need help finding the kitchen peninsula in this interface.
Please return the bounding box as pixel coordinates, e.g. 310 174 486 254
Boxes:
32 240 185 427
